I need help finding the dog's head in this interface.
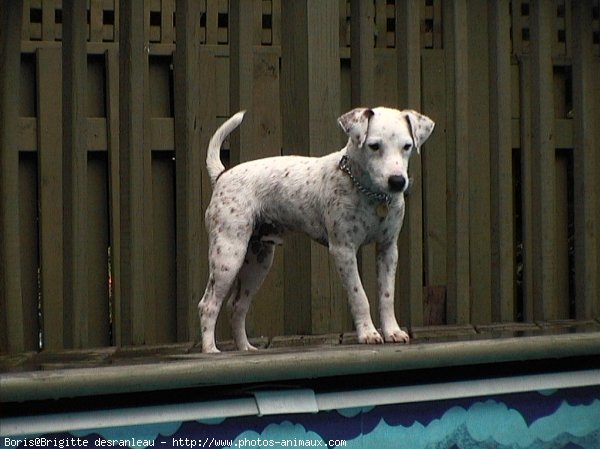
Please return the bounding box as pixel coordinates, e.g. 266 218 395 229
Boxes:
338 107 435 194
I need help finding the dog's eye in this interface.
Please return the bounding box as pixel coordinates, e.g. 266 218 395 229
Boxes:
403 143 412 151
368 142 380 151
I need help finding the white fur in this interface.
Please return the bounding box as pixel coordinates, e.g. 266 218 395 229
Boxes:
199 107 435 353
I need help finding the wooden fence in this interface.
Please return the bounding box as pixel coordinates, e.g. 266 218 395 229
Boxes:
1 0 599 353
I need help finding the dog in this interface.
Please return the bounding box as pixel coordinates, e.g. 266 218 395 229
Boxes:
199 107 435 352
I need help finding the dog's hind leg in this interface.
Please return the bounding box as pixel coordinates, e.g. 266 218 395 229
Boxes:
199 233 250 353
227 240 276 351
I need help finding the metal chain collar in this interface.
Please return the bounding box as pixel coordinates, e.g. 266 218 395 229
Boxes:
338 155 392 205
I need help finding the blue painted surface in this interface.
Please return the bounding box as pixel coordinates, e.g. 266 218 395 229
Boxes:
3 386 599 449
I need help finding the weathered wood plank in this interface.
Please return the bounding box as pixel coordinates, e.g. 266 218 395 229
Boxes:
90 0 104 42
397 0 424 327
1 0 27 353
87 153 111 347
18 154 41 350
205 0 219 45
119 0 150 345
421 50 447 294
142 1 160 345
197 48 217 341
530 0 558 319
572 0 599 319
3 332 600 402
42 0 56 41
281 0 343 335
161 0 175 43
174 0 206 342
106 48 121 346
445 0 470 324
150 153 177 343
228 0 255 164
37 47 64 350
351 0 375 104
554 150 570 317
468 0 492 324
351 0 378 328
281 0 312 336
63 0 90 348
489 0 515 322
518 55 534 321
247 49 285 339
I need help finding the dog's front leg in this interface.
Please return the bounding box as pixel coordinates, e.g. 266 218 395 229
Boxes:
330 244 383 344
376 241 409 343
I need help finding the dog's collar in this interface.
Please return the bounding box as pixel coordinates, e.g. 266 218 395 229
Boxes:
339 155 392 206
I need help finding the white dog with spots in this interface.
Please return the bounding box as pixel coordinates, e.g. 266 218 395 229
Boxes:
199 107 435 353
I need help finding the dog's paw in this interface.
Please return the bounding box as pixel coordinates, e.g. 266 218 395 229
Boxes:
358 329 384 344
383 328 410 344
204 346 221 354
237 342 259 352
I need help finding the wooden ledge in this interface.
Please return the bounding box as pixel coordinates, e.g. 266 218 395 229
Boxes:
1 325 600 403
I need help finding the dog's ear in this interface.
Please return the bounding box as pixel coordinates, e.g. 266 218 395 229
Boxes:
404 110 435 154
338 108 374 147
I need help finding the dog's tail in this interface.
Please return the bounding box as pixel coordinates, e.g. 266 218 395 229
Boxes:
206 110 246 187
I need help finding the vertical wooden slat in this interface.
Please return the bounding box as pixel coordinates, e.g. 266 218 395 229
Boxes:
113 0 120 43
281 0 342 335
374 0 386 49
1 0 26 353
143 0 157 343
90 0 104 42
205 0 219 45
151 153 176 343
468 0 492 324
530 0 557 320
351 0 377 328
397 0 424 327
554 150 570 317
281 0 312 335
489 0 515 322
63 0 89 349
198 47 217 339
87 152 110 347
19 153 41 350
311 0 344 336
421 49 447 306
445 0 470 324
247 49 285 338
119 0 149 345
174 0 205 342
42 0 56 41
220 0 257 340
350 0 374 105
21 0 30 41
37 47 64 350
518 55 535 321
572 0 599 318
229 0 256 163
271 0 281 47
161 0 175 43
106 48 121 346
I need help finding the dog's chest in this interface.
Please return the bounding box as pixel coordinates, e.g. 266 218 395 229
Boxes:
329 197 404 246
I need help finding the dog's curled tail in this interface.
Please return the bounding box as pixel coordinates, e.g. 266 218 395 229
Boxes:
206 110 246 187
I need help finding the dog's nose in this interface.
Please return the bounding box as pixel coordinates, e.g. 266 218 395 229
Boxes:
388 175 407 192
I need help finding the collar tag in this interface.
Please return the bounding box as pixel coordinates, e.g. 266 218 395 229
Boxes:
376 203 389 218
